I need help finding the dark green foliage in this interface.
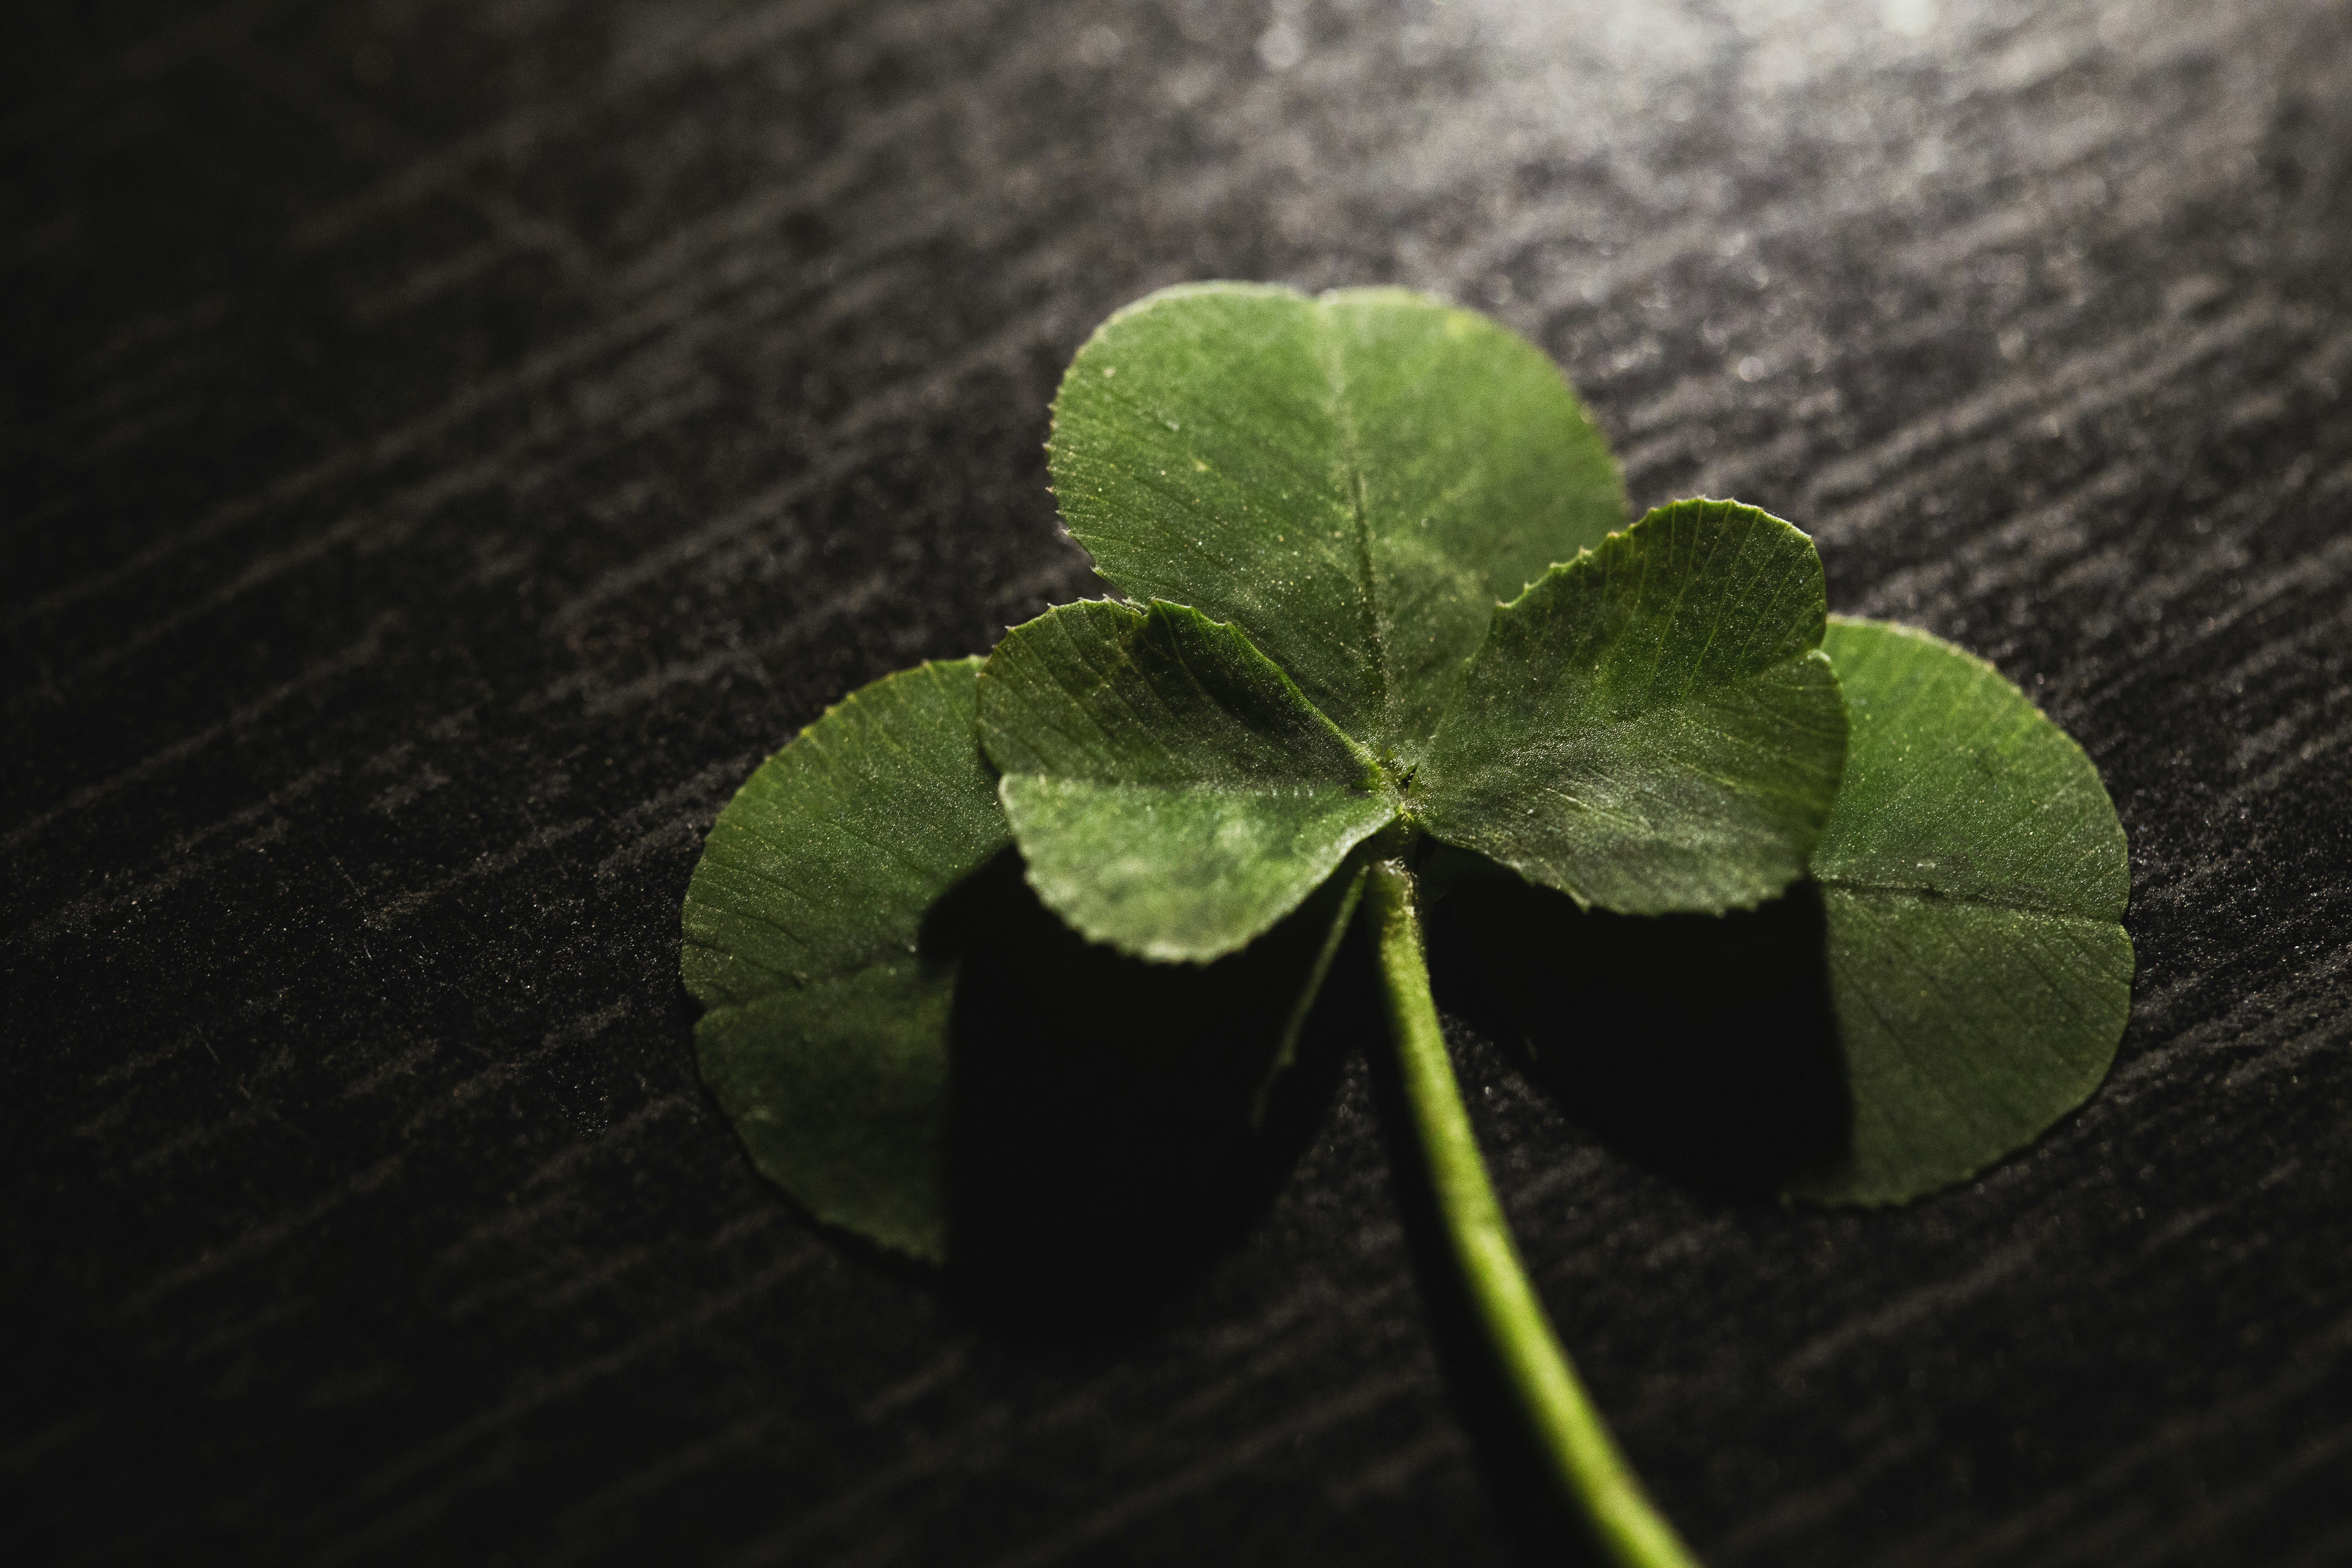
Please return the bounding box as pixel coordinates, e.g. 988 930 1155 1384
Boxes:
1790 617 2135 1204
681 658 1003 1260
679 283 2133 1266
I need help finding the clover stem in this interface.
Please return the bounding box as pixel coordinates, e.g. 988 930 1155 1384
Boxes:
1363 858 1702 1568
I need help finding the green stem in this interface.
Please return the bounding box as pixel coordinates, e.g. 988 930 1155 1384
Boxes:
1363 858 1702 1568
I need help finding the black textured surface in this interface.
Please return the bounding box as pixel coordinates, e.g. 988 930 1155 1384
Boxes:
6 2 2351 1564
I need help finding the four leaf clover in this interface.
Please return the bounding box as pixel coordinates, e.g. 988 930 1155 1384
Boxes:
679 283 2133 1566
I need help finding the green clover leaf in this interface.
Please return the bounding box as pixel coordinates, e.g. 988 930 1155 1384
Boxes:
680 658 1003 1261
978 597 1391 962
1417 498 1846 916
1047 282 1626 756
1793 616 2135 1205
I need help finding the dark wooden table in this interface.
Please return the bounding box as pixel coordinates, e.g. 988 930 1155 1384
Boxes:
7 2 2350 1563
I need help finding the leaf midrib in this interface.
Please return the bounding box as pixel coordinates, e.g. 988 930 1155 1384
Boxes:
1313 302 1386 744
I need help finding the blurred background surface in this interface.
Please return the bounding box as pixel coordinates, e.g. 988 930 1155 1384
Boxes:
5 2 2351 1564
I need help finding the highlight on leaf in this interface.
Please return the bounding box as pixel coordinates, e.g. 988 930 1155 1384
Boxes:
1418 498 1847 917
978 597 1395 963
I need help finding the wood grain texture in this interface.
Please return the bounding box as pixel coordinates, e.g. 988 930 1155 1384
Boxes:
4 1 2349 1564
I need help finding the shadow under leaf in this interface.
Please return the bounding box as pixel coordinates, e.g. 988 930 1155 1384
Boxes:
1430 874 1851 1201
926 850 1356 1336
1359 1014 1612 1568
